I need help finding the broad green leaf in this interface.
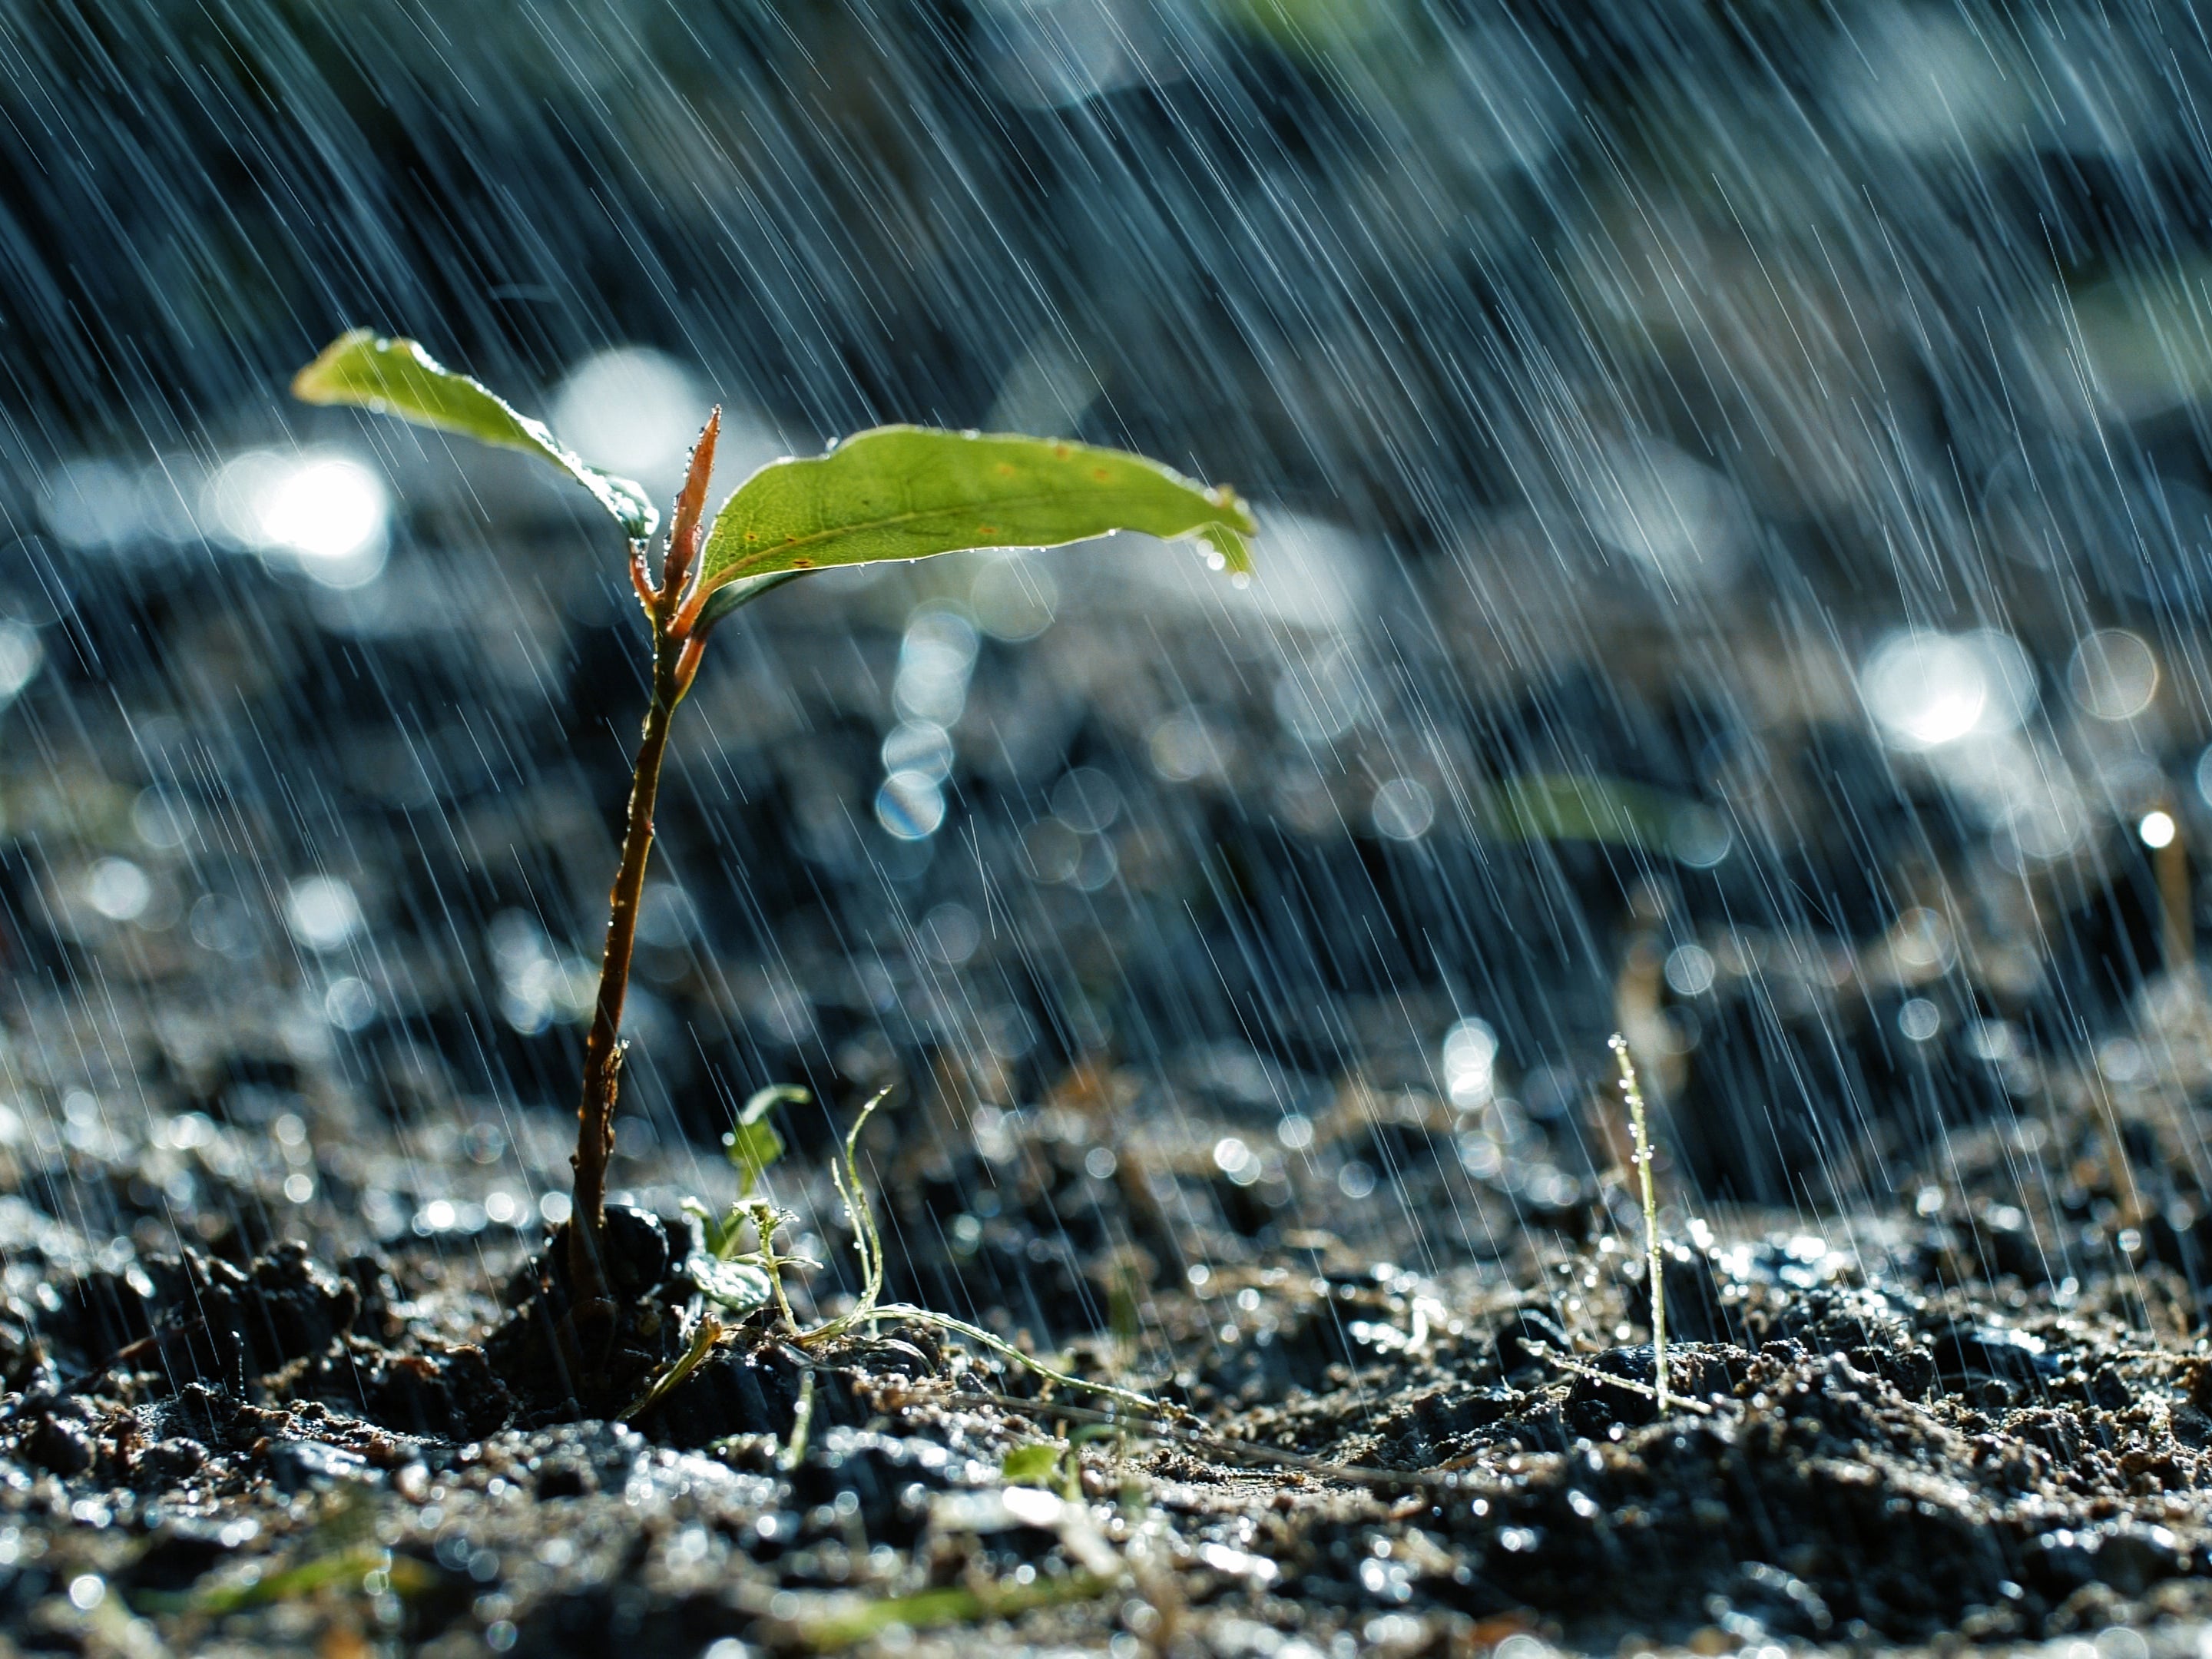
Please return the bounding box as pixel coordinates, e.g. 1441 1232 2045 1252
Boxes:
695 426 1254 602
292 329 658 539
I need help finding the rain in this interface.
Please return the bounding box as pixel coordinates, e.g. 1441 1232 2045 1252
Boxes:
4 0 2212 1653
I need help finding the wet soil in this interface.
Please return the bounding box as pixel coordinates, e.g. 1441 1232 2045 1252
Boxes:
5 1069 2212 1659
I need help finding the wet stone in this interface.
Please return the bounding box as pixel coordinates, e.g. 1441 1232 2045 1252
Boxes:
635 1339 810 1449
1491 1306 1570 1379
601 1205 671 1299
127 1522 233 1594
43 1243 361 1395
22 1412 93 1475
1564 1343 1747 1434
142 1380 237 1449
130 1436 206 1488
267 1436 375 1492
513 1420 655 1501
366 1345 512 1440
1927 1322 2058 1389
785 1426 974 1546
2022 1525 2185 1600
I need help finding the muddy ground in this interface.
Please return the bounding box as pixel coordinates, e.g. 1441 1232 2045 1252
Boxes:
5 1019 2212 1659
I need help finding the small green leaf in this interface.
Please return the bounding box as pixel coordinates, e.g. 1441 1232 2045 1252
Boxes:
724 1121 786 1199
682 1194 747 1259
998 1442 1064 1485
292 329 659 539
739 1082 810 1124
723 1083 806 1198
791 1571 1114 1649
690 1254 773 1314
161 1545 437 1616
702 1210 743 1257
695 426 1254 604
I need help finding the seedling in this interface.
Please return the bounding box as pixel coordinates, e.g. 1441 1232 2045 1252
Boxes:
998 1439 1070 1488
292 330 1256 1306
672 1084 1167 1414
790 1568 1117 1652
1608 1033 1668 1412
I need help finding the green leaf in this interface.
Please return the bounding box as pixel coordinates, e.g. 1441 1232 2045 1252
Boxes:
154 1545 438 1617
790 1571 1114 1650
724 1084 806 1198
1474 773 1679 847
690 1254 774 1314
682 1194 750 1260
739 1082 810 1124
694 426 1253 604
724 1121 786 1199
998 1442 1064 1485
292 329 659 539
694 569 811 634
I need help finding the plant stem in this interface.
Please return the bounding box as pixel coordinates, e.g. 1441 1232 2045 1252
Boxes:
568 411 724 1298
618 1312 724 1422
779 1370 816 1471
1610 1032 1668 1414
569 621 682 1294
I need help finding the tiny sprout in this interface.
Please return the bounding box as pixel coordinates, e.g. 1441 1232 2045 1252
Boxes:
293 330 1257 1303
1609 1033 1667 1413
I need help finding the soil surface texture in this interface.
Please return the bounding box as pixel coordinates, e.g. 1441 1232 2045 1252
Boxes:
2 1065 2211 1659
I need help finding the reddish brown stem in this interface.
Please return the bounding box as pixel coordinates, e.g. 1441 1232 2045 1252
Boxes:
567 414 723 1299
568 627 682 1296
673 631 707 697
671 576 715 639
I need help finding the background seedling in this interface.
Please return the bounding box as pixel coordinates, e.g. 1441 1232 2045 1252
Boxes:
1610 1033 1668 1413
294 330 1256 1302
998 1440 1068 1487
724 1083 805 1204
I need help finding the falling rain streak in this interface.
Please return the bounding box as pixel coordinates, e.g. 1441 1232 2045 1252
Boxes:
5 0 2212 1651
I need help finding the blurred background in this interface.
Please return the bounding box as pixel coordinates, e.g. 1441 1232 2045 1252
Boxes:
4 0 2212 1342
